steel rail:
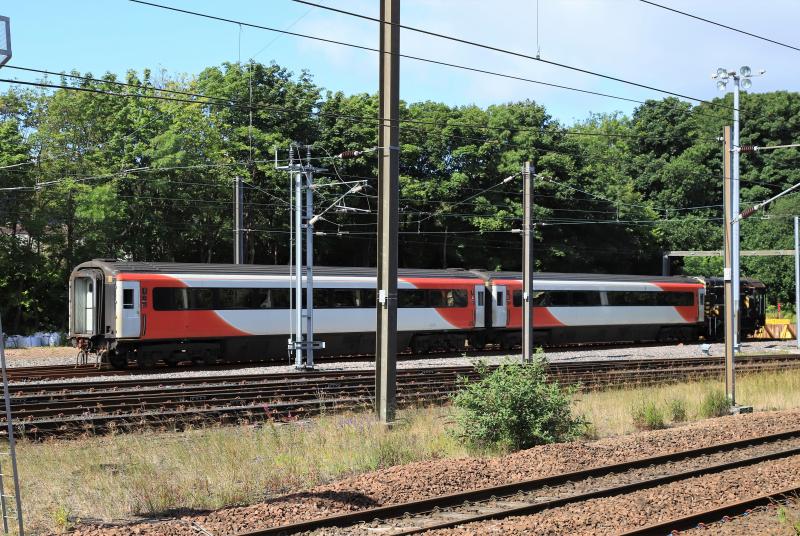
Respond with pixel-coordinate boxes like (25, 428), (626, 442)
(10, 353), (800, 388)
(233, 429), (800, 536)
(6, 362), (795, 416)
(8, 363), (795, 410)
(3, 357), (799, 438)
(7, 349), (799, 382)
(618, 484), (800, 534)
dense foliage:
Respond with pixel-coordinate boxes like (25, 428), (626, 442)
(2, 61), (800, 331)
(451, 357), (586, 450)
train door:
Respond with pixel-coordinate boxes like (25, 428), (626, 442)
(73, 276), (95, 335)
(698, 287), (705, 322)
(119, 281), (141, 338)
(474, 285), (485, 328)
(492, 285), (507, 328)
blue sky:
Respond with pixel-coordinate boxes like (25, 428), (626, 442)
(3, 0), (799, 124)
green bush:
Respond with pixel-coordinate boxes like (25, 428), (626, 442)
(631, 400), (666, 430)
(450, 354), (585, 451)
(700, 389), (731, 417)
(667, 398), (687, 423)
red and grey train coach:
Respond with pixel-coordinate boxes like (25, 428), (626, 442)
(473, 272), (705, 349)
(69, 260), (706, 368)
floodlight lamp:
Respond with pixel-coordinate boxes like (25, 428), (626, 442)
(717, 80), (728, 91)
(741, 78), (752, 89)
(0, 16), (10, 68)
(739, 66), (752, 77)
(716, 67), (728, 78)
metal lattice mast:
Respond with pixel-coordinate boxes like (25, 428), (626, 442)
(0, 15), (24, 536)
(277, 144), (325, 369)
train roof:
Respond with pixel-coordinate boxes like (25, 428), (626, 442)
(474, 271), (702, 285)
(73, 260), (703, 284)
(73, 260), (485, 280)
(703, 276), (766, 288)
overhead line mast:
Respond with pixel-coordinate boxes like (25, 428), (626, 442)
(375, 0), (400, 424)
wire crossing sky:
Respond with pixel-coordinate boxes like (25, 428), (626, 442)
(3, 0), (799, 123)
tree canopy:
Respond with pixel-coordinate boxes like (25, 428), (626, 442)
(1, 62), (798, 332)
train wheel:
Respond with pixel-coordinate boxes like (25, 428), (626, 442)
(108, 352), (128, 370)
(469, 339), (485, 351)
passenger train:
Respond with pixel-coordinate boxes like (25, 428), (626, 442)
(65, 260), (760, 369)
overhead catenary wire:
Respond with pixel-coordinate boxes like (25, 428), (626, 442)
(291, 0), (735, 111)
(128, 0), (737, 121)
(2, 72), (719, 147)
(639, 0), (800, 53)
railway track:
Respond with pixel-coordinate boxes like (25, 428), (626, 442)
(6, 346), (799, 383)
(619, 485), (800, 534)
(4, 354), (800, 438)
(232, 428), (800, 535)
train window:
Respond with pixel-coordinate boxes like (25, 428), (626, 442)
(399, 289), (428, 308)
(496, 291), (504, 306)
(123, 288), (134, 310)
(218, 288), (260, 309)
(307, 288), (376, 308)
(447, 289), (468, 307)
(608, 292), (647, 306)
(549, 291), (571, 307)
(311, 289), (331, 308)
(606, 291), (693, 306)
(262, 289), (290, 309)
(152, 288), (188, 310)
(512, 290), (522, 307)
(355, 289), (376, 308)
(153, 287), (293, 310)
(429, 290), (446, 308)
(532, 291), (549, 306)
(661, 292), (694, 306)
(333, 289), (356, 308)
(571, 291), (601, 306)
(189, 288), (214, 310)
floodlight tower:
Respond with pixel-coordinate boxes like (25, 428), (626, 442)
(711, 66), (765, 349)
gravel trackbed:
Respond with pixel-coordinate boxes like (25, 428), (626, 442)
(66, 408), (800, 536)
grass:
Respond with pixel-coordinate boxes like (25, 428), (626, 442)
(575, 368), (800, 437)
(13, 407), (468, 534)
(630, 399), (666, 430)
(13, 368), (800, 533)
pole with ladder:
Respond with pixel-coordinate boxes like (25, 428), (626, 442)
(521, 161), (535, 363)
(234, 175), (244, 264)
(723, 125), (736, 405)
(0, 314), (23, 536)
